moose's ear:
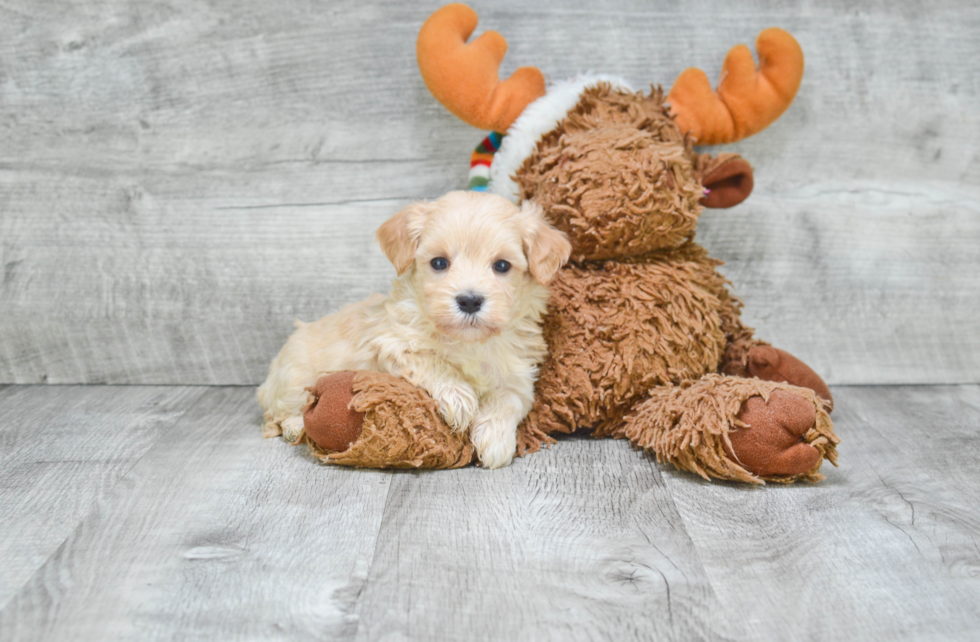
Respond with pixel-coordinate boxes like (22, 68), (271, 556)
(518, 201), (571, 285)
(697, 153), (754, 208)
(376, 202), (429, 274)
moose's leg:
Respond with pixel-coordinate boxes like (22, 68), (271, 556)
(741, 346), (833, 411)
(298, 371), (475, 469)
(620, 375), (839, 484)
(716, 293), (833, 410)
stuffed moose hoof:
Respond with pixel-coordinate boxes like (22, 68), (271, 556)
(729, 390), (826, 479)
(744, 346), (834, 411)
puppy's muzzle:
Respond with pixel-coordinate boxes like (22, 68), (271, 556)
(455, 293), (484, 315)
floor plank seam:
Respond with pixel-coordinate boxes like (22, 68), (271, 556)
(348, 469), (396, 637)
(0, 387), (212, 617)
(655, 469), (751, 640)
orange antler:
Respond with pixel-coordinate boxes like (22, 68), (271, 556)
(667, 28), (804, 145)
(417, 4), (546, 132)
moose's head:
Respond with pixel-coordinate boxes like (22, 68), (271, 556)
(417, 4), (804, 261)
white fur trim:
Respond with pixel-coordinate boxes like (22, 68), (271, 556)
(488, 74), (634, 203)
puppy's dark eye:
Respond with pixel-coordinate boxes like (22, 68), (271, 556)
(430, 257), (449, 271)
(493, 260), (511, 274)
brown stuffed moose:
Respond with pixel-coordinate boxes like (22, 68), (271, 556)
(289, 4), (839, 483)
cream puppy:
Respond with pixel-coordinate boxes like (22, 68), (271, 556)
(257, 191), (571, 469)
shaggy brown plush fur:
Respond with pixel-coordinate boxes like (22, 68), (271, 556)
(522, 245), (732, 439)
(518, 87), (703, 261)
(508, 85), (838, 482)
(620, 376), (837, 484)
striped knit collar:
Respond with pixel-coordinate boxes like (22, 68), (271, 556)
(467, 131), (504, 192)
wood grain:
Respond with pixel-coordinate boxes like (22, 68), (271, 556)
(0, 385), (205, 610)
(351, 440), (729, 641)
(0, 386), (394, 640)
(699, 187), (980, 385)
(661, 384), (980, 641)
(1, 0), (978, 385)
(0, 384), (979, 639)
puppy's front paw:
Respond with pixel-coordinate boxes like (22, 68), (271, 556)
(280, 415), (305, 444)
(470, 418), (518, 470)
(431, 383), (478, 432)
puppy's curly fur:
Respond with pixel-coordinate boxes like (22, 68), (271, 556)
(257, 191), (571, 468)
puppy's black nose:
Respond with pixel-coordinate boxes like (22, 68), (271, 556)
(456, 293), (484, 314)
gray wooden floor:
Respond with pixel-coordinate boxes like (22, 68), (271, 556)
(3, 0), (980, 639)
(1, 384), (978, 641)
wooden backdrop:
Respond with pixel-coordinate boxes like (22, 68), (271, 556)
(1, 0), (978, 386)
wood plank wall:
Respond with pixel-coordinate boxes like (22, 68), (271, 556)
(1, 0), (977, 385)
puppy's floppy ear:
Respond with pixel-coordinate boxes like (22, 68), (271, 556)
(376, 201), (429, 275)
(519, 201), (571, 285)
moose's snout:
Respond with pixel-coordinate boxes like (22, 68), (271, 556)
(456, 293), (484, 315)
